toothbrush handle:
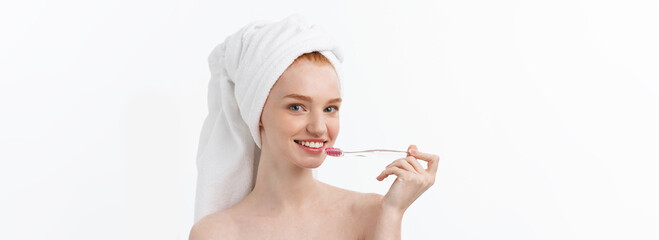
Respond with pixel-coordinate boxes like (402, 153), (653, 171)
(343, 149), (409, 154)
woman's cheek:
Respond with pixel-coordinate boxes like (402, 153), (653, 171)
(330, 119), (340, 138)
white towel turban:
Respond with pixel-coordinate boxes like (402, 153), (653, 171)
(194, 14), (344, 223)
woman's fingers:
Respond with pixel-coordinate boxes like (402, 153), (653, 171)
(379, 156), (425, 181)
(386, 158), (418, 174)
(404, 156), (426, 173)
(403, 145), (426, 173)
(378, 144), (439, 182)
(408, 148), (440, 174)
(376, 166), (407, 181)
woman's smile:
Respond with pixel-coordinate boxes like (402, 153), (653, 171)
(293, 140), (327, 154)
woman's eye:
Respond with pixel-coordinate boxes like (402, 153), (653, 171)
(325, 106), (339, 112)
(289, 104), (303, 111)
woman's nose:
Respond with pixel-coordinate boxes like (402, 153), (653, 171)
(306, 112), (327, 136)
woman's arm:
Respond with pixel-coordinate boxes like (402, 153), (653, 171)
(368, 198), (404, 240)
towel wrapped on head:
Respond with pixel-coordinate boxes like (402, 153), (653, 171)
(194, 14), (344, 223)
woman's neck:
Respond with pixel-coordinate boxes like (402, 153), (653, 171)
(240, 153), (325, 216)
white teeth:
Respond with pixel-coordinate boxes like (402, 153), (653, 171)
(297, 140), (324, 148)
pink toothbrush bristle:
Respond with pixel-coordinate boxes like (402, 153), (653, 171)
(325, 147), (343, 157)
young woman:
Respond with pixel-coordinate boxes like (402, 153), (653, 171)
(190, 51), (439, 239)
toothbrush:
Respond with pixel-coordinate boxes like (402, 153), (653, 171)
(325, 147), (409, 157)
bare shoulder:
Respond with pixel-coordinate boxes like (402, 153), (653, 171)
(337, 188), (385, 239)
(319, 182), (384, 228)
(351, 191), (384, 218)
(359, 192), (384, 209)
(320, 182), (383, 212)
(189, 211), (237, 240)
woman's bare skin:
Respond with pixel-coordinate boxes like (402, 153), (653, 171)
(191, 182), (384, 239)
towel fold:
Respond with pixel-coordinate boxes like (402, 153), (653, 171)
(194, 14), (344, 223)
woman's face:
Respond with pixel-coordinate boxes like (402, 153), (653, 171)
(259, 58), (341, 168)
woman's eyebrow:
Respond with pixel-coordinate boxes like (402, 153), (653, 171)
(284, 93), (342, 104)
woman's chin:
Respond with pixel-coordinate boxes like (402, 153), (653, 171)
(296, 158), (325, 169)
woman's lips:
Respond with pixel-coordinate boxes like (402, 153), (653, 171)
(294, 141), (325, 154)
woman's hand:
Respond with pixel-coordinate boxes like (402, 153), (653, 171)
(376, 144), (439, 214)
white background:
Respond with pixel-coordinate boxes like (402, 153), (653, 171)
(1, 0), (658, 239)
